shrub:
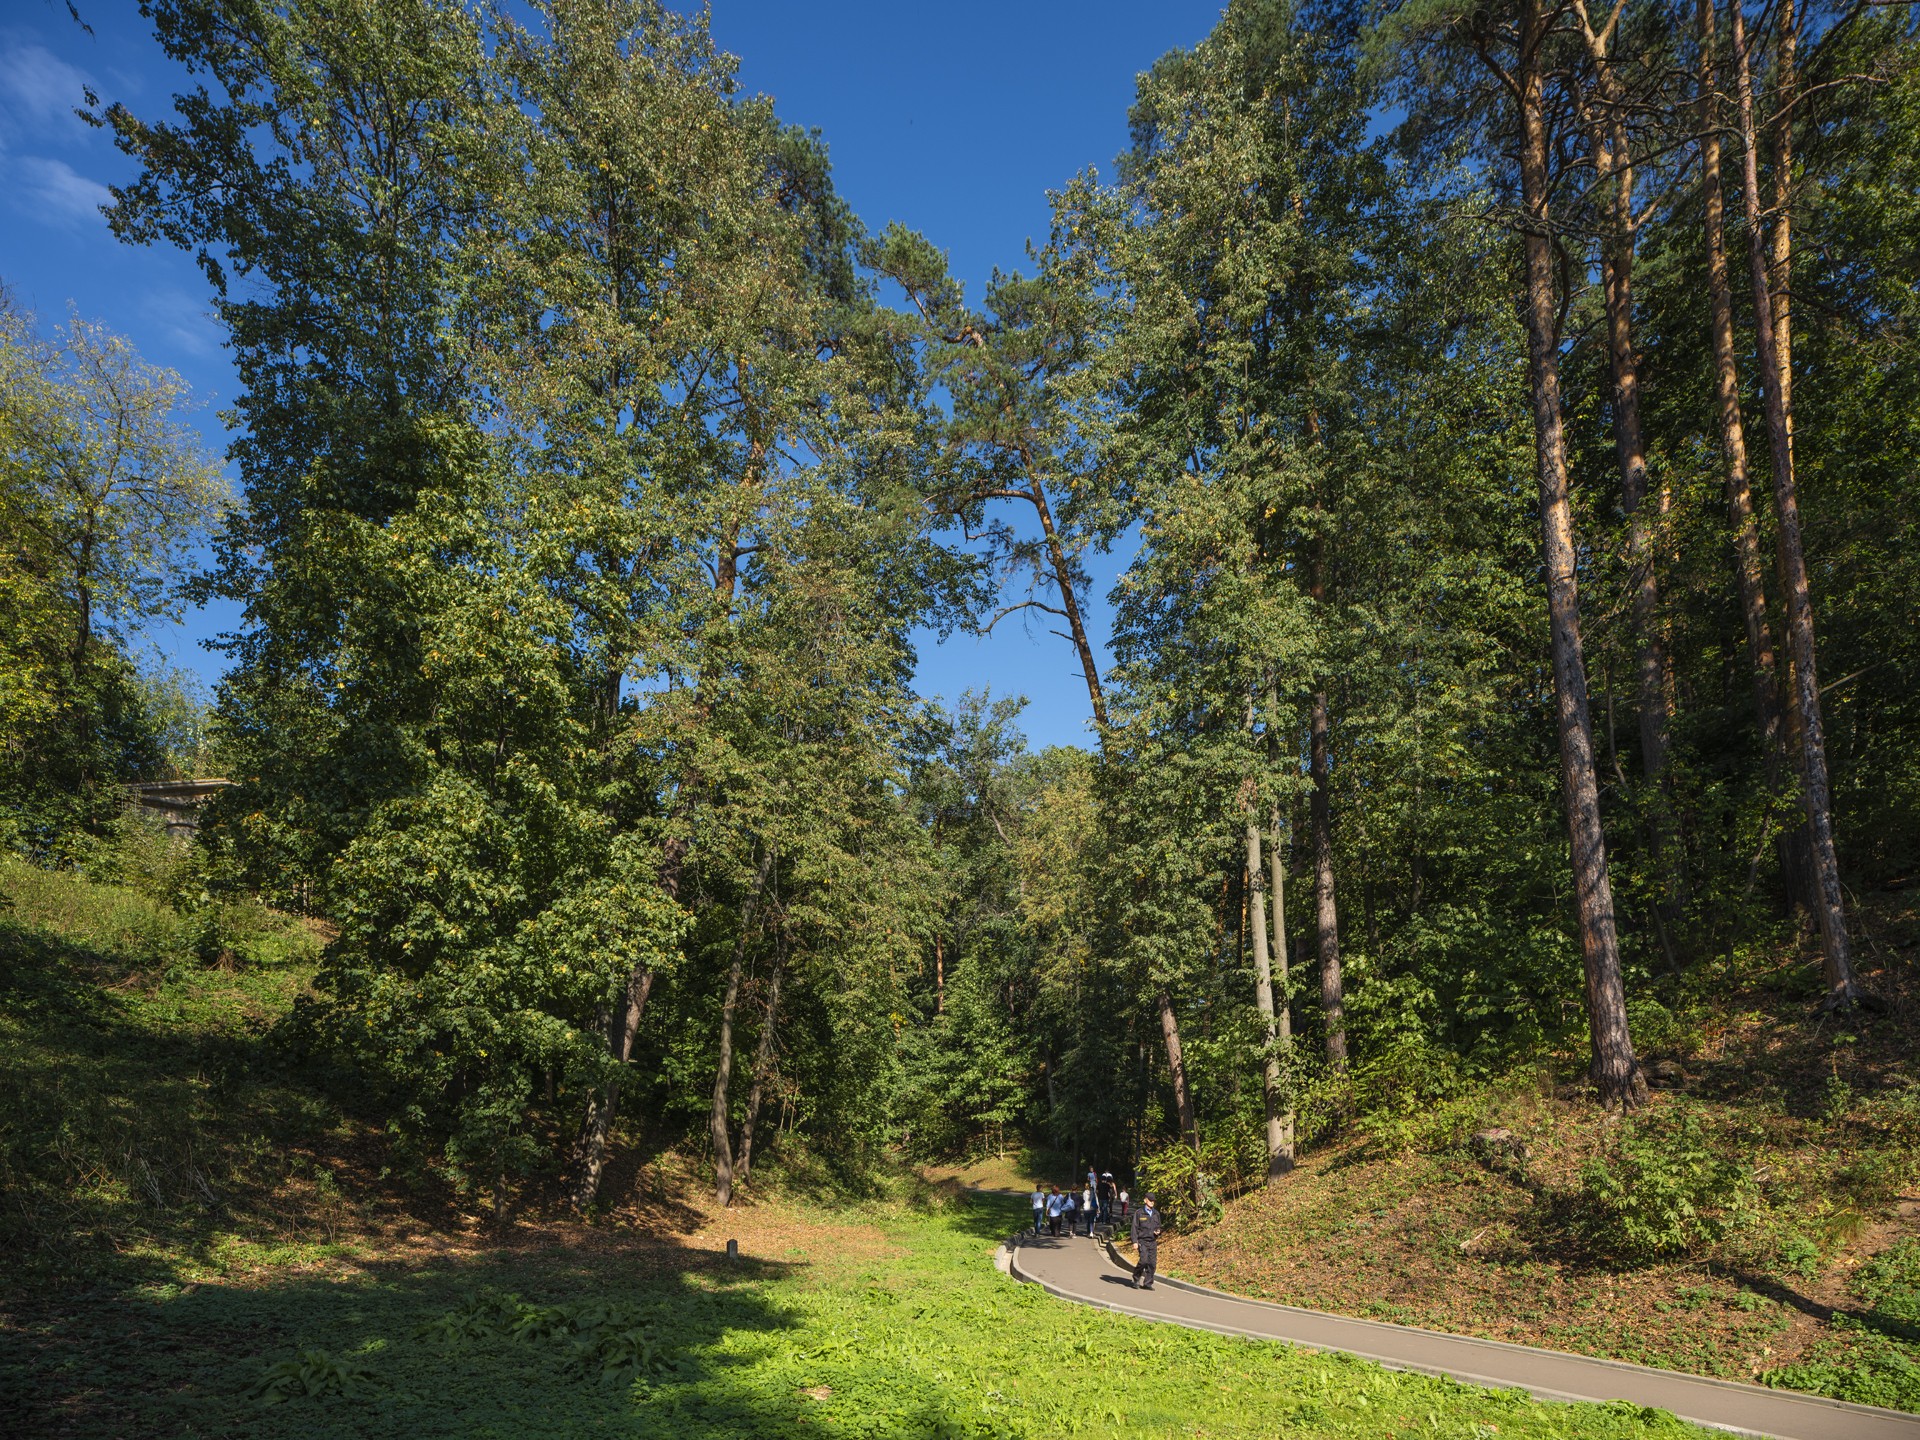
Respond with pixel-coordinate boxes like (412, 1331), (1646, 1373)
(1575, 1102), (1752, 1260)
(1136, 1130), (1265, 1229)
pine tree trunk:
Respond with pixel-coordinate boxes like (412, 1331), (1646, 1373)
(1512, 0), (1645, 1107)
(1245, 814), (1292, 1180)
(1156, 986), (1203, 1207)
(1309, 687), (1346, 1074)
(1579, 24), (1683, 925)
(1268, 804), (1293, 1072)
(1730, 0), (1860, 1007)
(1764, 0), (1816, 916)
(1026, 458), (1108, 731)
(735, 957), (783, 1186)
(1697, 0), (1789, 823)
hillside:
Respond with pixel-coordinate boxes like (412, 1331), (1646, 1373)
(1150, 896), (1920, 1413)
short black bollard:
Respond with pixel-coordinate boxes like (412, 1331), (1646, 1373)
(725, 1238), (739, 1261)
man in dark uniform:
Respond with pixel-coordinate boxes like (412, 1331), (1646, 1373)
(1130, 1193), (1162, 1289)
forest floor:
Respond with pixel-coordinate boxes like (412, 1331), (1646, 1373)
(1154, 893), (1920, 1414)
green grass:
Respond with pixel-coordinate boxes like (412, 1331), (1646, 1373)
(1, 1194), (1715, 1439)
(0, 855), (349, 1288)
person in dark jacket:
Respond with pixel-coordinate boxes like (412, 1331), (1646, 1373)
(1130, 1194), (1163, 1289)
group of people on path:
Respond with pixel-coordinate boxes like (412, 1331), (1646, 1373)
(1029, 1168), (1122, 1239)
(1026, 1165), (1162, 1290)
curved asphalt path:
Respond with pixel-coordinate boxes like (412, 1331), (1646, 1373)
(1000, 1227), (1920, 1440)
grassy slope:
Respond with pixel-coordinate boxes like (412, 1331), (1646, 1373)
(0, 862), (1714, 1439)
(1155, 898), (1920, 1412)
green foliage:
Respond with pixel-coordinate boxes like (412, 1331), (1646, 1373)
(1764, 1240), (1920, 1409)
(1576, 1105), (1753, 1261)
(0, 301), (228, 849)
(411, 1289), (678, 1384)
(1137, 1129), (1272, 1229)
(251, 1348), (377, 1405)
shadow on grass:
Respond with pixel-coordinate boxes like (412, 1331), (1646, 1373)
(2, 1237), (824, 1439)
(0, 921), (458, 1292)
(938, 1190), (1030, 1248)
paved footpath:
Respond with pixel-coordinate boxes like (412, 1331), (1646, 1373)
(1002, 1229), (1920, 1440)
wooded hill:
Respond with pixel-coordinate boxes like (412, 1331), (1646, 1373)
(3, 0), (1916, 1271)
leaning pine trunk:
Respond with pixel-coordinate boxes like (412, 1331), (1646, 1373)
(1577, 6), (1683, 939)
(1512, 0), (1645, 1108)
(1696, 0), (1790, 843)
(1730, 0), (1860, 1007)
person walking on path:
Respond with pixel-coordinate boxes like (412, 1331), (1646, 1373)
(1097, 1173), (1116, 1227)
(1130, 1194), (1162, 1290)
(1046, 1186), (1065, 1237)
(1063, 1190), (1079, 1237)
(1030, 1185), (1047, 1237)
(1080, 1182), (1094, 1237)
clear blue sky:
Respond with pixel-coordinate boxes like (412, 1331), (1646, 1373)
(0, 0), (1223, 751)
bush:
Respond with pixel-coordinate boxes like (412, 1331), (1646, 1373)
(1137, 1128), (1268, 1229)
(1575, 1102), (1752, 1260)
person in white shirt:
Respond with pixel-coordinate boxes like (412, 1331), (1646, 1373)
(1030, 1186), (1047, 1236)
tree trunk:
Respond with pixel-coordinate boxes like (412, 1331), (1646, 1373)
(709, 947), (746, 1208)
(734, 956), (783, 1187)
(1309, 687), (1346, 1073)
(1268, 804), (1293, 1070)
(1026, 461), (1108, 731)
(1264, 682), (1296, 1091)
(1730, 0), (1860, 1007)
(1156, 986), (1203, 1208)
(573, 966), (656, 1209)
(1578, 14), (1683, 923)
(1764, 0), (1816, 916)
(1245, 813), (1293, 1180)
(1697, 0), (1789, 814)
(1511, 0), (1645, 1107)
(711, 849), (776, 1206)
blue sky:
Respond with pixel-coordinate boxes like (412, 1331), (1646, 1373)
(0, 0), (1224, 752)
